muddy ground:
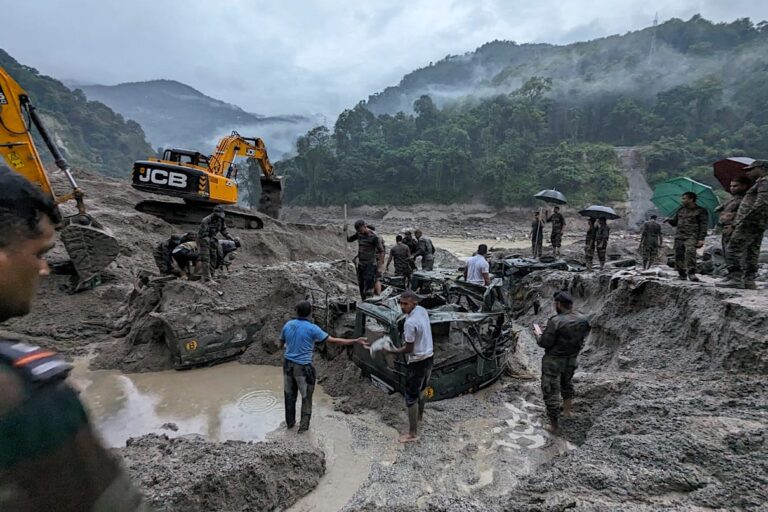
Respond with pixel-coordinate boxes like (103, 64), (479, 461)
(2, 169), (767, 511)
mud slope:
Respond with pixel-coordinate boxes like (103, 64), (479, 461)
(504, 272), (768, 511)
(120, 434), (325, 511)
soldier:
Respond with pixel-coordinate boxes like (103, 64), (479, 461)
(152, 233), (183, 275)
(402, 230), (419, 271)
(0, 166), (149, 510)
(218, 238), (242, 275)
(346, 219), (384, 299)
(534, 291), (591, 434)
(664, 192), (708, 282)
(546, 206), (566, 257)
(386, 235), (413, 288)
(411, 229), (436, 270)
(584, 218), (597, 271)
(198, 205), (234, 284)
(172, 233), (199, 279)
(717, 160), (768, 290)
(715, 176), (752, 253)
(595, 218), (610, 269)
(639, 215), (663, 270)
(531, 211), (544, 258)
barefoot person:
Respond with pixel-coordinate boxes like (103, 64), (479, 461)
(280, 300), (367, 432)
(533, 291), (591, 435)
(386, 290), (434, 443)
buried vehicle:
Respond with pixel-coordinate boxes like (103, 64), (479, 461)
(350, 293), (515, 401)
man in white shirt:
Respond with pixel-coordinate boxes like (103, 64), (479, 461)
(386, 290), (434, 443)
(464, 244), (491, 285)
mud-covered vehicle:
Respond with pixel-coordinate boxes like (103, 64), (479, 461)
(350, 293), (515, 401)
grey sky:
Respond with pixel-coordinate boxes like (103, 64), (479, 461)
(3, 1), (767, 118)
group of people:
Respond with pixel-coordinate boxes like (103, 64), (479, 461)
(153, 205), (241, 283)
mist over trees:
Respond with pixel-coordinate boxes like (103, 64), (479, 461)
(277, 16), (768, 207)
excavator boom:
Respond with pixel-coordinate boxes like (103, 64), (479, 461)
(0, 66), (119, 290)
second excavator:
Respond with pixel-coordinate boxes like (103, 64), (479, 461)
(131, 132), (282, 229)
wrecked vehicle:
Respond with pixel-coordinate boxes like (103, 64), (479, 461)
(350, 292), (515, 401)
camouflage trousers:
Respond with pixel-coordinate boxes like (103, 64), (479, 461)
(585, 241), (595, 267)
(531, 236), (543, 258)
(152, 244), (173, 275)
(199, 237), (219, 280)
(541, 354), (578, 422)
(596, 240), (608, 265)
(725, 224), (765, 281)
(551, 231), (563, 249)
(674, 237), (698, 275)
(641, 244), (659, 267)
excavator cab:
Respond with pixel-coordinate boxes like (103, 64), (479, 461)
(0, 66), (119, 291)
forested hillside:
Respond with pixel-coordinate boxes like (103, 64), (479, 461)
(277, 16), (768, 207)
(0, 49), (153, 178)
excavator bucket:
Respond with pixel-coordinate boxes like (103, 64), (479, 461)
(59, 215), (120, 289)
(258, 177), (283, 219)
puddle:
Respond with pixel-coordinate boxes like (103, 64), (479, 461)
(71, 359), (333, 447)
(497, 398), (577, 452)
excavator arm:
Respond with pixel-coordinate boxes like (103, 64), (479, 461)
(0, 66), (119, 290)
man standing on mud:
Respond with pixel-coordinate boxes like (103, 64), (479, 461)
(386, 235), (412, 288)
(546, 206), (566, 257)
(198, 205), (234, 284)
(584, 218), (597, 271)
(402, 230), (419, 271)
(386, 291), (434, 443)
(346, 219), (384, 299)
(639, 215), (663, 270)
(595, 218), (610, 270)
(411, 229), (436, 270)
(534, 291), (591, 435)
(717, 160), (768, 290)
(280, 300), (367, 432)
(0, 166), (150, 511)
(665, 192), (708, 282)
(715, 176), (752, 254)
(531, 211), (544, 258)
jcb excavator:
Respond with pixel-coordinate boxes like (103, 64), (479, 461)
(0, 66), (119, 290)
(131, 131), (282, 229)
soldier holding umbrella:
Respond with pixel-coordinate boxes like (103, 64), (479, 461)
(579, 205), (620, 271)
(534, 190), (567, 257)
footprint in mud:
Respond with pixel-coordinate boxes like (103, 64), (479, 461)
(492, 399), (550, 450)
(238, 390), (279, 414)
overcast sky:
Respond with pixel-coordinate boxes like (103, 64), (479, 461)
(3, 1), (767, 118)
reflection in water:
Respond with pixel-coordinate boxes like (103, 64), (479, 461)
(70, 360), (330, 447)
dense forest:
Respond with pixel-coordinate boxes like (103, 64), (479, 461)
(272, 16), (768, 208)
(0, 49), (153, 177)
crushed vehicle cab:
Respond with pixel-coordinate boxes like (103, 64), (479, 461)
(350, 293), (515, 401)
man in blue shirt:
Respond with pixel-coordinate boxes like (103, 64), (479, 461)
(280, 300), (367, 432)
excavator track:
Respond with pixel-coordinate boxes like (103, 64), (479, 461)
(59, 214), (120, 288)
(136, 200), (265, 230)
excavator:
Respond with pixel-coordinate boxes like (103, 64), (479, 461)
(0, 66), (119, 290)
(131, 131), (282, 229)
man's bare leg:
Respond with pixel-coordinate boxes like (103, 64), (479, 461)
(399, 404), (420, 443)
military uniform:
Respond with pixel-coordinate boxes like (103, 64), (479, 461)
(152, 235), (182, 275)
(403, 235), (419, 270)
(537, 311), (591, 424)
(348, 230), (383, 298)
(724, 175), (768, 286)
(414, 235), (435, 271)
(639, 220), (662, 269)
(531, 219), (544, 258)
(595, 221), (610, 268)
(667, 204), (708, 278)
(716, 193), (745, 252)
(0, 342), (149, 511)
(390, 243), (412, 278)
(584, 223), (596, 270)
(198, 212), (231, 281)
(546, 212), (565, 253)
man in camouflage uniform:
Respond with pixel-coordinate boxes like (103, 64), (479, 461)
(386, 235), (413, 288)
(715, 176), (752, 253)
(717, 160), (768, 290)
(0, 166), (150, 511)
(584, 218), (596, 271)
(152, 234), (182, 275)
(546, 206), (566, 256)
(412, 229), (435, 271)
(197, 205), (234, 284)
(665, 192), (709, 282)
(534, 291), (591, 434)
(531, 211), (544, 258)
(347, 219), (384, 299)
(639, 215), (663, 270)
(595, 218), (610, 269)
(402, 230), (419, 271)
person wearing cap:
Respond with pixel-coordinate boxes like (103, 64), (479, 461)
(584, 218), (597, 271)
(346, 219), (384, 299)
(715, 176), (753, 253)
(717, 160), (768, 289)
(386, 234), (413, 288)
(531, 211), (544, 259)
(0, 165), (150, 510)
(411, 229), (436, 271)
(533, 291), (591, 434)
(197, 205), (234, 283)
(545, 206), (566, 257)
(385, 290), (434, 443)
(639, 215), (663, 270)
(664, 192), (708, 282)
(595, 218), (610, 270)
(402, 230), (419, 271)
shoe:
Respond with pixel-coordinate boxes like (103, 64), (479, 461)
(715, 275), (745, 289)
(688, 274), (700, 282)
(562, 399), (573, 416)
(677, 273), (688, 281)
(744, 281), (758, 290)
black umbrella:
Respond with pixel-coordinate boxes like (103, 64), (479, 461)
(534, 189), (567, 204)
(578, 205), (620, 220)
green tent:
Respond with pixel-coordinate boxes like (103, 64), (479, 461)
(651, 177), (720, 228)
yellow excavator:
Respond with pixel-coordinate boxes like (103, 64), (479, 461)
(131, 131), (282, 228)
(0, 66), (119, 290)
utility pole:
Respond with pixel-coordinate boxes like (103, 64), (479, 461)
(648, 12), (658, 63)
